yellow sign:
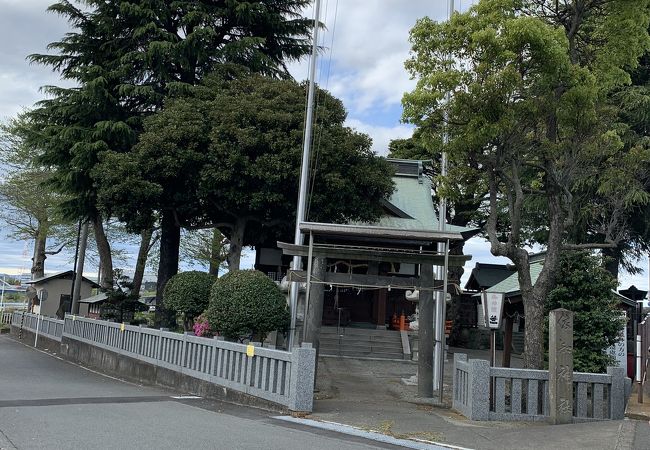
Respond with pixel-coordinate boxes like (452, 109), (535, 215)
(120, 322), (125, 332)
(246, 344), (255, 357)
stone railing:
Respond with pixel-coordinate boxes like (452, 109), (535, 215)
(11, 311), (64, 341)
(62, 315), (315, 412)
(453, 353), (628, 422)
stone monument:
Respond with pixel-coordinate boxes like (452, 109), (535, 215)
(549, 308), (574, 425)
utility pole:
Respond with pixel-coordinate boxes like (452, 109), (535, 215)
(288, 0), (322, 350)
(433, 0), (455, 396)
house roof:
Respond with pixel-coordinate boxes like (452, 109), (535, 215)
(483, 260), (638, 308)
(26, 270), (101, 288)
(79, 293), (108, 304)
(619, 285), (648, 301)
(484, 261), (544, 298)
(464, 262), (517, 291)
(613, 290), (637, 308)
(306, 159), (479, 243)
(281, 159), (478, 268)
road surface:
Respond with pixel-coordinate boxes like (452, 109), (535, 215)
(0, 335), (439, 450)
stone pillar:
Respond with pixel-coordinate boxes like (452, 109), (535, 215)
(375, 289), (387, 329)
(549, 308), (574, 424)
(418, 264), (434, 398)
(303, 257), (326, 358)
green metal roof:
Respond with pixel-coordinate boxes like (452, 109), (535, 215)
(485, 261), (544, 297)
(353, 160), (477, 237)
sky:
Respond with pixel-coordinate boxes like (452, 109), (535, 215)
(0, 0), (648, 295)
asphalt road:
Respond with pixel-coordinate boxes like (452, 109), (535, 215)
(0, 336), (419, 450)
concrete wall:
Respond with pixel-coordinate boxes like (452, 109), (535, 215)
(10, 325), (61, 353)
(9, 312), (317, 414)
(60, 337), (289, 413)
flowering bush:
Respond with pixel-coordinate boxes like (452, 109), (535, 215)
(193, 314), (214, 338)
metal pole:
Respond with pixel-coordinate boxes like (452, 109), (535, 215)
(637, 331), (643, 403)
(0, 275), (5, 313)
(289, 0), (322, 350)
(34, 310), (41, 347)
(439, 238), (450, 403)
(434, 0), (454, 393)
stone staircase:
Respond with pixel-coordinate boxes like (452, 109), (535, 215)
(511, 331), (524, 354)
(319, 326), (406, 360)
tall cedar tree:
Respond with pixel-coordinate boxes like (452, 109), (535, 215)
(27, 0), (314, 299)
(96, 71), (395, 269)
(403, 0), (650, 368)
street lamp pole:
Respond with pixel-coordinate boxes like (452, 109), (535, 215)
(289, 0), (322, 350)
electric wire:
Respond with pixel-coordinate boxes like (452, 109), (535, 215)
(305, 0), (339, 222)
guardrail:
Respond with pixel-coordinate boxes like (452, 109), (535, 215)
(11, 311), (64, 341)
(453, 353), (628, 421)
(1, 312), (12, 325)
(62, 314), (315, 412)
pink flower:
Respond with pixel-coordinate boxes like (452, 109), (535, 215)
(193, 314), (214, 338)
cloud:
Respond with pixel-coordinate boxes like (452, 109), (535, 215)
(345, 118), (413, 156)
(0, 0), (73, 119)
(291, 1), (449, 113)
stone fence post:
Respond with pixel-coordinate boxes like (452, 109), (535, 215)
(469, 359), (490, 420)
(549, 308), (574, 425)
(288, 343), (316, 414)
(608, 366), (626, 419)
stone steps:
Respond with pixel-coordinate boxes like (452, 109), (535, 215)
(512, 331), (524, 354)
(318, 326), (406, 360)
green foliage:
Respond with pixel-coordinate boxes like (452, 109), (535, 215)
(180, 229), (229, 276)
(26, 0), (317, 304)
(27, 0), (314, 223)
(206, 270), (289, 342)
(163, 271), (217, 330)
(96, 71), (394, 267)
(545, 252), (625, 373)
(402, 0), (650, 368)
(100, 269), (147, 323)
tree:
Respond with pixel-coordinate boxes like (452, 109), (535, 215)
(180, 229), (229, 277)
(97, 71), (395, 270)
(163, 271), (216, 331)
(0, 115), (71, 279)
(569, 39), (650, 280)
(545, 252), (624, 373)
(100, 269), (147, 323)
(205, 270), (289, 342)
(27, 0), (315, 300)
(403, 0), (650, 368)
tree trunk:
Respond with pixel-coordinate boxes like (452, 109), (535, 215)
(602, 246), (621, 282)
(31, 226), (46, 280)
(522, 292), (546, 369)
(156, 210), (181, 327)
(71, 221), (89, 315)
(227, 218), (246, 271)
(132, 227), (153, 296)
(209, 228), (221, 276)
(93, 217), (113, 290)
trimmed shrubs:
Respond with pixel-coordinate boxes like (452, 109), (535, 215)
(163, 271), (217, 330)
(206, 269), (289, 342)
